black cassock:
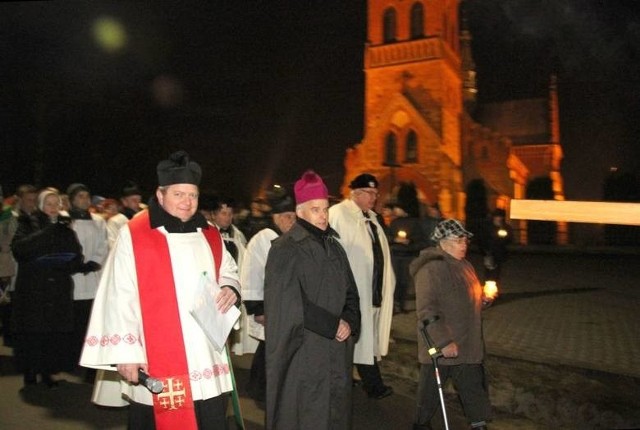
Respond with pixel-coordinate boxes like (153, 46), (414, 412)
(265, 221), (361, 430)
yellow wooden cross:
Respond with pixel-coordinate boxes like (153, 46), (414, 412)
(510, 200), (640, 226)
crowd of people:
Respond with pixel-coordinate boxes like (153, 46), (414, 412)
(0, 151), (511, 430)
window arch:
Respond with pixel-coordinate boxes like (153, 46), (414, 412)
(410, 3), (424, 39)
(405, 130), (418, 163)
(383, 8), (397, 43)
(384, 132), (398, 165)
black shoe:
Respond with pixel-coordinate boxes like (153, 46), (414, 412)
(23, 371), (37, 387)
(83, 368), (97, 384)
(42, 374), (59, 389)
(413, 423), (433, 430)
(367, 385), (393, 399)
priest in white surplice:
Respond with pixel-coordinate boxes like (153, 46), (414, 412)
(80, 151), (241, 430)
(329, 173), (396, 400)
(239, 185), (297, 403)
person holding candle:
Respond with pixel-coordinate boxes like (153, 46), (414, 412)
(388, 183), (427, 314)
(478, 208), (513, 283)
(410, 219), (494, 430)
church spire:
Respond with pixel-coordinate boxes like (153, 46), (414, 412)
(460, 1), (477, 114)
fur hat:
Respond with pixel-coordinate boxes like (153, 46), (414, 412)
(294, 170), (328, 205)
(157, 151), (201, 186)
(349, 173), (379, 189)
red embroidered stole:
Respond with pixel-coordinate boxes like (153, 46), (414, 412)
(129, 211), (222, 430)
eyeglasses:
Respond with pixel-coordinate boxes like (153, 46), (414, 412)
(445, 237), (470, 245)
(358, 189), (379, 197)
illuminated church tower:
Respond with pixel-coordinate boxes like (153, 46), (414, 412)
(341, 0), (566, 244)
(342, 0), (466, 219)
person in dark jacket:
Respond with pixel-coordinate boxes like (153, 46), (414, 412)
(477, 208), (513, 282)
(11, 188), (83, 389)
(264, 170), (361, 430)
(410, 219), (494, 430)
(388, 183), (428, 314)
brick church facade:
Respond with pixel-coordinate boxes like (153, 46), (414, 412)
(341, 0), (566, 243)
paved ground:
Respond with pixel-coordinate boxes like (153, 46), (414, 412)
(0, 248), (639, 429)
(393, 249), (640, 379)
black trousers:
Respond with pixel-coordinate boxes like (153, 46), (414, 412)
(73, 299), (93, 361)
(356, 359), (385, 394)
(128, 394), (229, 430)
(247, 340), (266, 402)
(0, 301), (13, 347)
(392, 255), (415, 310)
(415, 363), (491, 426)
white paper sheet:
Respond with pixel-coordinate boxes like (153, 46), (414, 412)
(190, 272), (241, 351)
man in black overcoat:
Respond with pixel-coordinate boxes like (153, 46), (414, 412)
(264, 170), (361, 430)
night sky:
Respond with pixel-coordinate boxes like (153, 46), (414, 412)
(1, 0), (639, 204)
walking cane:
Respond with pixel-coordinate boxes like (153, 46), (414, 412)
(420, 316), (450, 430)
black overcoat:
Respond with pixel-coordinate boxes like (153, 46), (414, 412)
(264, 222), (360, 430)
(11, 211), (83, 333)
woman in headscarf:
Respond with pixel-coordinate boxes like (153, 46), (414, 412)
(11, 188), (83, 389)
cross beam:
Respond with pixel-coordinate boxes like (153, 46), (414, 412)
(510, 199), (640, 226)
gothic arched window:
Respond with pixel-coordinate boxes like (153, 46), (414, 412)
(385, 132), (398, 165)
(383, 8), (397, 43)
(405, 130), (418, 163)
(410, 3), (424, 39)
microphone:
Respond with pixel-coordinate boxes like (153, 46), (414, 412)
(138, 369), (165, 394)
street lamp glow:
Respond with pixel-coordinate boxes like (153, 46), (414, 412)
(93, 16), (127, 53)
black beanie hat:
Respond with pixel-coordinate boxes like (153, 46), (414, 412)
(267, 185), (295, 214)
(349, 173), (379, 189)
(66, 183), (90, 201)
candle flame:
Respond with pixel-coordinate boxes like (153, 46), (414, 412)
(483, 280), (498, 299)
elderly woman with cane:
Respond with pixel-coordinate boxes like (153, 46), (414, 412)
(410, 219), (495, 430)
